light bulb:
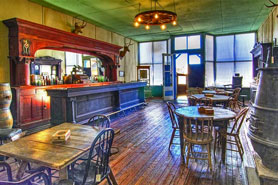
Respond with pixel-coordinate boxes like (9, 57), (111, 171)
(134, 22), (140, 27)
(145, 25), (150, 30)
(172, 20), (177, 26)
(160, 24), (166, 30)
(138, 17), (142, 22)
(154, 13), (159, 19)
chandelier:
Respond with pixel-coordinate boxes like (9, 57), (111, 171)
(133, 0), (177, 30)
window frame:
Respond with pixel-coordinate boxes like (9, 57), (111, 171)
(215, 32), (256, 87)
(138, 40), (169, 86)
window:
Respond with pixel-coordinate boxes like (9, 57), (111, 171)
(139, 42), (152, 64)
(189, 54), (201, 65)
(175, 35), (201, 50)
(65, 52), (82, 74)
(205, 35), (215, 87)
(205, 35), (214, 61)
(216, 35), (234, 62)
(175, 36), (187, 50)
(188, 35), (201, 49)
(139, 40), (167, 85)
(215, 33), (255, 87)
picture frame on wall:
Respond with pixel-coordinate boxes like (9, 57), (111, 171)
(119, 71), (125, 77)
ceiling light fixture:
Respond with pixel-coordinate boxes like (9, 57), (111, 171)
(133, 0), (177, 31)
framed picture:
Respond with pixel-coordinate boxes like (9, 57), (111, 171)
(119, 71), (125, 77)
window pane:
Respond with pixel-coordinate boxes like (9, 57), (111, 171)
(139, 42), (152, 64)
(206, 35), (214, 61)
(178, 76), (186, 85)
(175, 36), (187, 50)
(235, 33), (255, 61)
(188, 35), (201, 49)
(216, 35), (234, 61)
(153, 41), (167, 64)
(176, 54), (188, 74)
(235, 61), (253, 87)
(205, 62), (214, 87)
(153, 64), (163, 85)
(76, 54), (82, 66)
(66, 52), (77, 65)
(66, 66), (74, 74)
(216, 62), (234, 85)
(189, 54), (201, 65)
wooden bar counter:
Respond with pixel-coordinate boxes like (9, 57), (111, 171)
(12, 82), (146, 130)
(46, 81), (146, 125)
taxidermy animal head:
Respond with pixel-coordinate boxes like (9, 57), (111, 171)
(72, 20), (87, 34)
(119, 39), (133, 59)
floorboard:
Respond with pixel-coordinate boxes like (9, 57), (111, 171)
(0, 98), (252, 185)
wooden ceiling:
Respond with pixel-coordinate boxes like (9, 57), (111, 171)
(30, 0), (272, 42)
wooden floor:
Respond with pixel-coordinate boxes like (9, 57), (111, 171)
(0, 98), (254, 185)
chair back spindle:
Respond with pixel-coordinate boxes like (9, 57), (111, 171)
(86, 114), (111, 128)
(230, 107), (249, 134)
(82, 128), (114, 185)
(166, 102), (178, 129)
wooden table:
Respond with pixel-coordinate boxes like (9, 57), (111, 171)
(193, 94), (230, 107)
(175, 106), (236, 163)
(0, 123), (115, 182)
(202, 90), (233, 95)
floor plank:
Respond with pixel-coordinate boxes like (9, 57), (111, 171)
(0, 98), (252, 185)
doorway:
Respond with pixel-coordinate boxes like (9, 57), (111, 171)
(176, 54), (188, 96)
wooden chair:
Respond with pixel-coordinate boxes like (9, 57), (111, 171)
(59, 128), (115, 185)
(0, 161), (50, 185)
(86, 114), (111, 128)
(214, 107), (249, 160)
(187, 96), (198, 106)
(228, 87), (242, 112)
(199, 97), (213, 106)
(85, 114), (119, 156)
(166, 102), (180, 149)
(196, 87), (203, 94)
(183, 117), (214, 171)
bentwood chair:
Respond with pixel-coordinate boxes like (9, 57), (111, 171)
(59, 128), (115, 185)
(184, 117), (214, 171)
(0, 161), (50, 185)
(228, 88), (242, 111)
(214, 107), (249, 161)
(166, 102), (179, 149)
(86, 114), (111, 128)
(86, 114), (119, 156)
(188, 96), (198, 106)
(199, 97), (213, 106)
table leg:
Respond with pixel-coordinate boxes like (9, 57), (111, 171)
(220, 121), (228, 164)
(59, 167), (68, 180)
(16, 161), (28, 180)
(178, 117), (185, 163)
(109, 166), (118, 185)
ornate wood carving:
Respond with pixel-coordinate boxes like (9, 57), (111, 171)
(3, 18), (122, 85)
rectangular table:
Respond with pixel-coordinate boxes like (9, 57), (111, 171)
(0, 123), (102, 180)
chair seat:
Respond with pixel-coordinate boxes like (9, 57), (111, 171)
(68, 161), (109, 185)
(0, 128), (22, 140)
(183, 133), (213, 144)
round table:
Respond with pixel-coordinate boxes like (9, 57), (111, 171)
(193, 94), (230, 102)
(175, 106), (236, 163)
(202, 90), (233, 95)
(193, 94), (230, 107)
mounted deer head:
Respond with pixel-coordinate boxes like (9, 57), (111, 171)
(265, 0), (278, 8)
(119, 39), (133, 59)
(72, 20), (87, 34)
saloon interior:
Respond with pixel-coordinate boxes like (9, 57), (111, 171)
(0, 0), (277, 185)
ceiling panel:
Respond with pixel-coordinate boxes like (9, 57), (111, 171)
(29, 0), (272, 42)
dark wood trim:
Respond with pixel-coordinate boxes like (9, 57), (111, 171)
(3, 18), (122, 85)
